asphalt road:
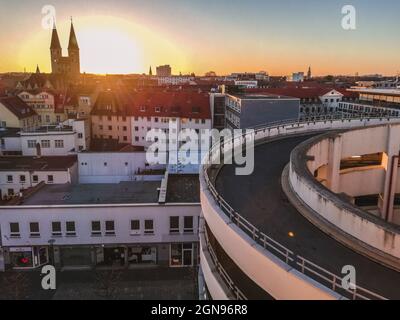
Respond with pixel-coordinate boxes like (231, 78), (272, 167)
(215, 135), (400, 299)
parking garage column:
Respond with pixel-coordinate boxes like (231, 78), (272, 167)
(380, 125), (400, 223)
(327, 135), (342, 193)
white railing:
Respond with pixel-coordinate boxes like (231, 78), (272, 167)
(202, 116), (397, 300)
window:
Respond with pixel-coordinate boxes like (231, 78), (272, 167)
(144, 220), (154, 235)
(47, 175), (54, 183)
(169, 216), (180, 234)
(91, 221), (101, 236)
(10, 223), (20, 238)
(123, 136), (127, 141)
(99, 125), (103, 130)
(66, 221), (76, 236)
(78, 133), (83, 139)
(107, 116), (112, 121)
(8, 189), (14, 196)
(32, 175), (38, 183)
(41, 140), (50, 148)
(20, 175), (26, 183)
(30, 222), (40, 237)
(55, 140), (64, 148)
(154, 118), (159, 123)
(45, 115), (50, 123)
(7, 175), (13, 183)
(130, 220), (140, 235)
(105, 221), (115, 236)
(170, 243), (194, 267)
(122, 117), (127, 122)
(52, 222), (62, 237)
(27, 140), (36, 148)
(184, 216), (194, 233)
(155, 107), (161, 113)
(134, 126), (139, 132)
(123, 126), (127, 131)
(108, 126), (112, 130)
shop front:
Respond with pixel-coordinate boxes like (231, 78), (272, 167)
(9, 246), (48, 269)
(60, 246), (93, 269)
(170, 243), (195, 267)
(127, 246), (157, 267)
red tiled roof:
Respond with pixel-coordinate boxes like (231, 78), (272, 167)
(91, 90), (211, 119)
(129, 91), (211, 119)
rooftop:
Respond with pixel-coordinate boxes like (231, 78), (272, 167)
(232, 93), (298, 100)
(22, 181), (161, 206)
(0, 155), (77, 171)
(0, 96), (36, 119)
(166, 174), (200, 203)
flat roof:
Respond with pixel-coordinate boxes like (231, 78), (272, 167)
(166, 174), (200, 203)
(0, 155), (77, 171)
(22, 181), (161, 205)
(349, 88), (400, 96)
(230, 94), (298, 100)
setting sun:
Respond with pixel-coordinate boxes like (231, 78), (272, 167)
(17, 15), (189, 74)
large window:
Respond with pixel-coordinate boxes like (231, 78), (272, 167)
(130, 220), (140, 235)
(52, 222), (62, 237)
(169, 216), (180, 234)
(10, 223), (20, 238)
(184, 216), (194, 234)
(29, 222), (40, 237)
(144, 220), (154, 235)
(66, 221), (76, 236)
(55, 140), (64, 148)
(41, 140), (50, 148)
(105, 221), (115, 236)
(170, 243), (193, 267)
(91, 221), (101, 236)
(27, 140), (36, 148)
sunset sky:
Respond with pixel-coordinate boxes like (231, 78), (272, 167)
(0, 0), (399, 76)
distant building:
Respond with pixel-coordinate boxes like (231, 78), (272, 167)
(289, 72), (305, 82)
(234, 80), (258, 89)
(225, 93), (300, 129)
(307, 66), (312, 80)
(0, 97), (39, 131)
(339, 88), (400, 118)
(156, 65), (172, 77)
(50, 20), (80, 75)
(0, 155), (78, 200)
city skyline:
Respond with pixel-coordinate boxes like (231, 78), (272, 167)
(1, 0), (400, 76)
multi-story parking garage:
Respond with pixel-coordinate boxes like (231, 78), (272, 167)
(199, 117), (400, 300)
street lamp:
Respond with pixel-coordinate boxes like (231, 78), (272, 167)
(48, 239), (56, 266)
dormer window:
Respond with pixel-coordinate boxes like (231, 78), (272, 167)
(140, 106), (146, 112)
(155, 107), (161, 113)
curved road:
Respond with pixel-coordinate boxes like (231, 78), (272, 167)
(215, 134), (400, 299)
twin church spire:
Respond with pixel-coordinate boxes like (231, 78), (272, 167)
(50, 18), (80, 75)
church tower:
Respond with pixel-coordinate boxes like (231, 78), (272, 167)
(50, 23), (62, 74)
(68, 18), (80, 75)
